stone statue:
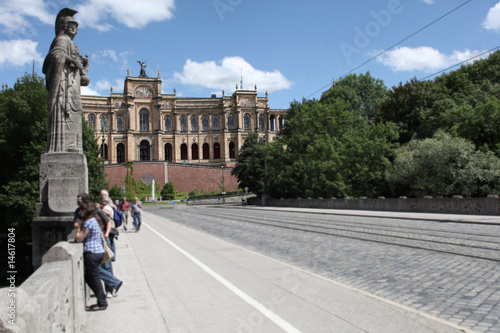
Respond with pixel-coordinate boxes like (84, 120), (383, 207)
(138, 60), (147, 77)
(42, 8), (89, 153)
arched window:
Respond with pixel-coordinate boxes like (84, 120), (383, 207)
(139, 109), (149, 132)
(192, 143), (199, 160)
(164, 143), (172, 162)
(244, 113), (251, 130)
(100, 114), (108, 131)
(164, 115), (171, 131)
(190, 115), (198, 132)
(212, 115), (220, 131)
(140, 140), (150, 161)
(202, 143), (210, 159)
(259, 114), (265, 130)
(117, 143), (125, 163)
(227, 114), (234, 130)
(117, 115), (124, 132)
(229, 142), (236, 159)
(213, 142), (221, 159)
(270, 115), (276, 131)
(88, 114), (96, 131)
(180, 115), (187, 132)
(180, 144), (188, 160)
(202, 115), (209, 131)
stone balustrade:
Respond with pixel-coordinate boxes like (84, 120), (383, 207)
(0, 236), (86, 333)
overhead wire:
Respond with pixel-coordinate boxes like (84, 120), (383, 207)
(417, 46), (500, 81)
(305, 0), (474, 99)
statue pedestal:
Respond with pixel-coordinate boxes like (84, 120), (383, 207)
(32, 153), (88, 268)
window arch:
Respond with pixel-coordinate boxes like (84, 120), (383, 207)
(212, 115), (220, 131)
(164, 115), (171, 131)
(213, 142), (221, 159)
(270, 115), (276, 131)
(202, 115), (209, 131)
(140, 140), (150, 161)
(164, 143), (172, 162)
(117, 143), (125, 163)
(117, 115), (124, 132)
(192, 143), (199, 160)
(203, 143), (210, 159)
(180, 143), (188, 160)
(139, 109), (149, 132)
(190, 115), (198, 132)
(180, 115), (187, 132)
(100, 114), (108, 131)
(259, 114), (265, 130)
(229, 142), (236, 159)
(88, 114), (96, 131)
(227, 114), (234, 130)
(244, 113), (251, 130)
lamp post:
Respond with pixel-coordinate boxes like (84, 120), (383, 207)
(263, 137), (268, 195)
(221, 165), (225, 204)
(101, 130), (105, 172)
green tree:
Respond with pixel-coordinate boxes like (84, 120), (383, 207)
(269, 98), (398, 199)
(386, 131), (500, 197)
(377, 50), (500, 151)
(321, 72), (387, 119)
(231, 132), (267, 195)
(0, 73), (48, 284)
(161, 182), (177, 200)
(82, 117), (108, 202)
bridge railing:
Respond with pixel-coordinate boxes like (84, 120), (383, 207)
(0, 234), (86, 333)
(252, 195), (500, 216)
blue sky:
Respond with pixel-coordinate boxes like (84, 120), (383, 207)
(0, 0), (499, 109)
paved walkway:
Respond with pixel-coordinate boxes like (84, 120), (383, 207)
(81, 208), (481, 333)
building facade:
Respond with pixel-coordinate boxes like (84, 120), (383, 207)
(81, 72), (286, 167)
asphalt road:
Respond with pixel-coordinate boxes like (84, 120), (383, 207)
(146, 205), (500, 333)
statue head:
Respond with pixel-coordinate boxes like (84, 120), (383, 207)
(55, 8), (79, 36)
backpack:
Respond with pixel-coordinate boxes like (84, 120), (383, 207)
(113, 208), (124, 228)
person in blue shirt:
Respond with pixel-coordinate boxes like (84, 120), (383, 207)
(75, 193), (108, 311)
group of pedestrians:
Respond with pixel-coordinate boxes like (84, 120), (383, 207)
(74, 190), (144, 311)
(119, 196), (143, 232)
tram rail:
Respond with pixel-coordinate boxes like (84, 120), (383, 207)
(189, 206), (500, 262)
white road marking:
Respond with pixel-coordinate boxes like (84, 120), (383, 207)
(144, 222), (302, 333)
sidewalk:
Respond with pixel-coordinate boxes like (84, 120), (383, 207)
(82, 210), (473, 333)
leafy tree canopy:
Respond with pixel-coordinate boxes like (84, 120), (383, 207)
(377, 51), (500, 152)
(386, 131), (500, 198)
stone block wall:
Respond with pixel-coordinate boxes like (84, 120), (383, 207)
(257, 196), (500, 216)
(0, 241), (85, 333)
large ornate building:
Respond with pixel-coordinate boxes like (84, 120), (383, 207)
(81, 71), (286, 166)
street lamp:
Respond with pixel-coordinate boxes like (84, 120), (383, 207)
(101, 129), (105, 172)
(221, 165), (225, 204)
(263, 137), (268, 195)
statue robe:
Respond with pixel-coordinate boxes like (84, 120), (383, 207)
(42, 34), (83, 153)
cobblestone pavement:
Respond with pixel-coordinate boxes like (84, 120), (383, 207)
(148, 206), (500, 333)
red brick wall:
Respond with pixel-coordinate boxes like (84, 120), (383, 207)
(105, 162), (239, 194)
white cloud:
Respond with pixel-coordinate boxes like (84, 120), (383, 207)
(0, 0), (53, 34)
(76, 0), (175, 31)
(0, 39), (43, 67)
(0, 0), (174, 34)
(421, 0), (435, 4)
(483, 2), (500, 32)
(173, 56), (292, 93)
(376, 46), (485, 73)
(81, 86), (100, 96)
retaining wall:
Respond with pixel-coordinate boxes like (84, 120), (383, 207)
(255, 196), (500, 215)
(0, 238), (85, 333)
